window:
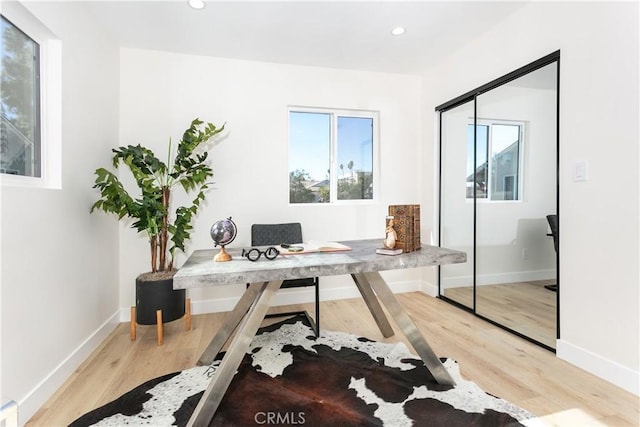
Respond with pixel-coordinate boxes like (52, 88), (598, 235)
(0, 15), (40, 177)
(0, 2), (61, 188)
(288, 108), (378, 204)
(466, 120), (524, 201)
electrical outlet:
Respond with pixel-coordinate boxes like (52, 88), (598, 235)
(521, 248), (528, 260)
(0, 400), (18, 427)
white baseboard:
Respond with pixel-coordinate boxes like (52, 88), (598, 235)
(27, 286), (636, 427)
(19, 280), (428, 425)
(318, 280), (424, 303)
(557, 339), (640, 396)
(119, 279), (426, 319)
(18, 310), (120, 425)
(442, 269), (556, 288)
(420, 280), (438, 297)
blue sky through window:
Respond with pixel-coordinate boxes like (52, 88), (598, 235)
(337, 116), (373, 178)
(467, 124), (488, 178)
(289, 111), (330, 181)
(289, 111), (373, 182)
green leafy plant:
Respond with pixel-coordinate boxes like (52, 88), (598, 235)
(91, 118), (225, 275)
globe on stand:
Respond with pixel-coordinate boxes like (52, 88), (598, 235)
(210, 217), (237, 262)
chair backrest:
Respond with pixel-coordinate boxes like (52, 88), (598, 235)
(251, 223), (303, 246)
(546, 214), (558, 253)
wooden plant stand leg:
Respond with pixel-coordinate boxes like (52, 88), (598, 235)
(186, 298), (192, 331)
(156, 310), (163, 346)
(130, 306), (136, 341)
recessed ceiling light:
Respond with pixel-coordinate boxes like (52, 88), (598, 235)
(188, 0), (205, 10)
(391, 27), (406, 36)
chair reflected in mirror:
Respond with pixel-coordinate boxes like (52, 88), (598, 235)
(250, 223), (320, 336)
(545, 214), (559, 292)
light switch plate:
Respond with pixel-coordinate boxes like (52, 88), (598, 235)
(573, 160), (588, 182)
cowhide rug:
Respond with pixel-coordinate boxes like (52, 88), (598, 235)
(70, 314), (542, 427)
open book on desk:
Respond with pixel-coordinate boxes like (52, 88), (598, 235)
(276, 241), (351, 255)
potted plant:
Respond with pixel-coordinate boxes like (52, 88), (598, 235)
(91, 118), (225, 332)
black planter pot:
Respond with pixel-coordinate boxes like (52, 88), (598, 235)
(135, 276), (186, 325)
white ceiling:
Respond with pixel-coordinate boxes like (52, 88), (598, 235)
(84, 1), (527, 75)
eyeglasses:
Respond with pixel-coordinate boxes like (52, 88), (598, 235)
(242, 247), (279, 262)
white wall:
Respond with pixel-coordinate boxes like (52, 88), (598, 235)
(117, 49), (426, 316)
(421, 1), (639, 394)
(2, 4), (637, 424)
(0, 2), (120, 424)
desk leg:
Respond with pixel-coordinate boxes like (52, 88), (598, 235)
(350, 274), (394, 338)
(197, 283), (263, 366)
(187, 280), (283, 427)
(354, 272), (456, 386)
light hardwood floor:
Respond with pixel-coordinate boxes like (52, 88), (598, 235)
(444, 279), (557, 348)
(28, 293), (638, 426)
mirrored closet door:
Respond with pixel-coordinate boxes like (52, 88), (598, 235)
(438, 52), (559, 350)
(440, 100), (475, 310)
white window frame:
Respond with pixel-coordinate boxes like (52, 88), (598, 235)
(467, 118), (525, 203)
(0, 1), (61, 189)
(288, 106), (380, 205)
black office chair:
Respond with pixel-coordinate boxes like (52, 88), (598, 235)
(250, 223), (320, 336)
(545, 214), (559, 292)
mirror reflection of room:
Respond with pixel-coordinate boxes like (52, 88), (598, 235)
(439, 57), (559, 350)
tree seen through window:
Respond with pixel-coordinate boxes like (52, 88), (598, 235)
(289, 109), (376, 204)
(0, 15), (40, 177)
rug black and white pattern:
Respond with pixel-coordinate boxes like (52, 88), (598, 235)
(70, 315), (543, 426)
